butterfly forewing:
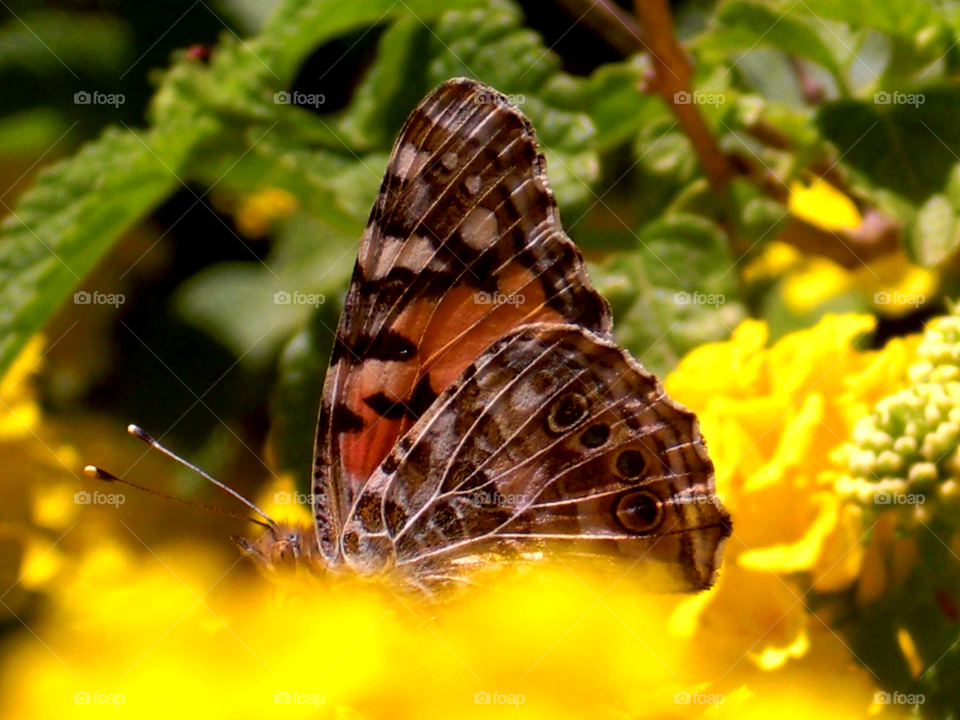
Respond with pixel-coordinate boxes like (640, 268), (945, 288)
(312, 78), (612, 563)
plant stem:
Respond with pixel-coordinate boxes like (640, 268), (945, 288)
(633, 0), (733, 195)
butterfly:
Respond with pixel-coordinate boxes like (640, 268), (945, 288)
(89, 78), (731, 595)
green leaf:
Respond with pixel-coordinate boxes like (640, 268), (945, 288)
(792, 0), (947, 40)
(334, 16), (435, 150)
(700, 1), (844, 82)
(590, 215), (747, 377)
(730, 177), (791, 246)
(0, 11), (132, 75)
(635, 118), (699, 187)
(196, 133), (371, 235)
(426, 0), (599, 208)
(173, 212), (357, 368)
(0, 124), (199, 377)
(0, 108), (71, 159)
(947, 162), (960, 208)
(269, 304), (340, 494)
(908, 194), (959, 268)
(817, 88), (960, 202)
(260, 0), (485, 85)
(574, 59), (664, 153)
(640, 215), (739, 295)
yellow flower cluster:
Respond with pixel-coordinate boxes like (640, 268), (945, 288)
(838, 310), (960, 518)
(0, 338), (82, 624)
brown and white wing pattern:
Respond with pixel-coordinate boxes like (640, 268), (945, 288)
(310, 78), (611, 563)
(340, 325), (732, 592)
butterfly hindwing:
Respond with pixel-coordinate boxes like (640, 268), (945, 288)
(312, 78), (612, 562)
(340, 324), (732, 591)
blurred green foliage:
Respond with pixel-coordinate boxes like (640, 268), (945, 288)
(3, 0), (960, 459)
(4, 0), (960, 485)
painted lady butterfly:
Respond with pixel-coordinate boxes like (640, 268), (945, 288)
(90, 78), (731, 594)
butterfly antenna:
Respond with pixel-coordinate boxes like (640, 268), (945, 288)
(115, 424), (278, 527)
(83, 465), (272, 529)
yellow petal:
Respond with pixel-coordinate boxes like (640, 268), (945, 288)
(18, 536), (63, 590)
(235, 188), (299, 238)
(743, 241), (802, 283)
(744, 394), (823, 492)
(739, 493), (839, 574)
(782, 260), (852, 313)
(750, 629), (810, 670)
(31, 483), (80, 530)
(789, 180), (862, 231)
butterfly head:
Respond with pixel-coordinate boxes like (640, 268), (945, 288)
(233, 522), (321, 577)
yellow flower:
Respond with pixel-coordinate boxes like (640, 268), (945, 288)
(664, 314), (917, 673)
(234, 188), (299, 238)
(745, 242), (937, 318)
(748, 181), (934, 318)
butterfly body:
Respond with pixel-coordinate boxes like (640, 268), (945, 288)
(238, 78), (731, 593)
